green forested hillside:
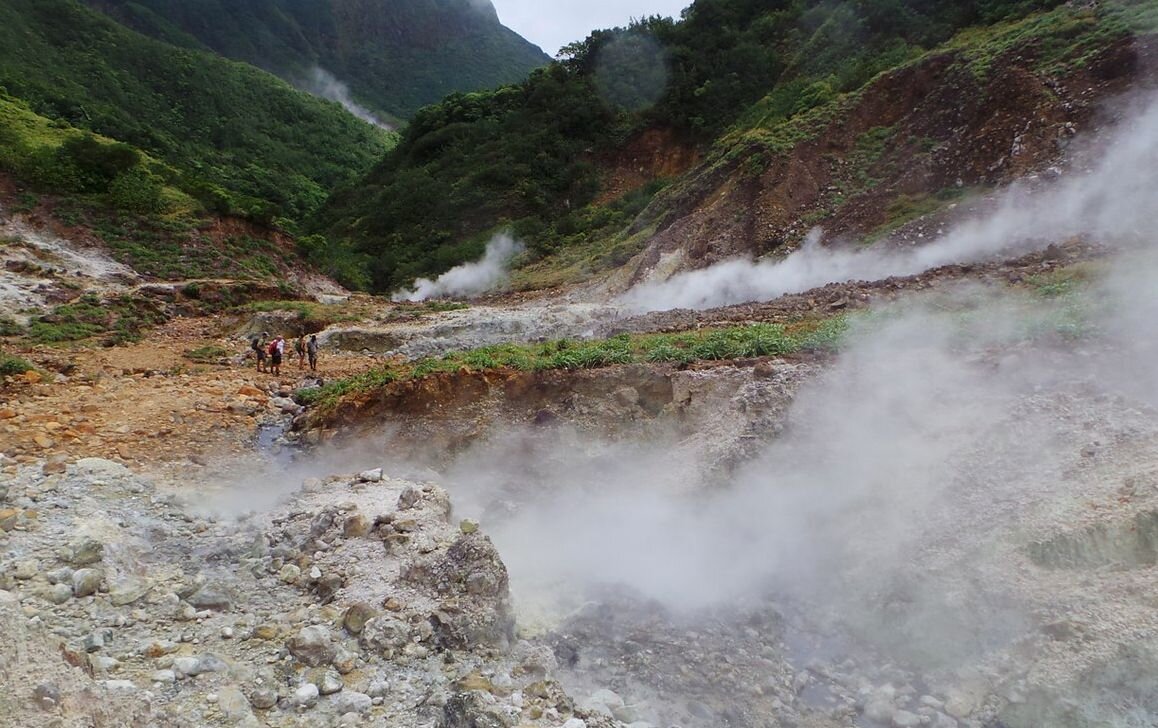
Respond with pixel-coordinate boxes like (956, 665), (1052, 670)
(313, 0), (1083, 291)
(83, 0), (550, 121)
(0, 0), (391, 222)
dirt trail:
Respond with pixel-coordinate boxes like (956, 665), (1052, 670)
(0, 316), (384, 480)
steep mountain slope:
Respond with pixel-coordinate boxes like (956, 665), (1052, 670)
(0, 0), (390, 222)
(614, 4), (1158, 289)
(83, 0), (550, 122)
(312, 0), (1158, 293)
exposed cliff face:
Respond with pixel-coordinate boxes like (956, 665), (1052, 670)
(84, 0), (548, 120)
(616, 30), (1156, 288)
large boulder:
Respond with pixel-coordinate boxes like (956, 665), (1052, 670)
(404, 533), (514, 651)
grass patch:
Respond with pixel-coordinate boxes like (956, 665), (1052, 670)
(27, 294), (167, 345)
(298, 317), (850, 413)
(864, 187), (974, 242)
(237, 299), (366, 332)
(0, 317), (25, 337)
(184, 345), (230, 363)
(1025, 262), (1101, 298)
(0, 352), (34, 376)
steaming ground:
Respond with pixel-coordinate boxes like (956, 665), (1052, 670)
(411, 252), (1158, 726)
(392, 234), (524, 302)
(619, 93), (1158, 313)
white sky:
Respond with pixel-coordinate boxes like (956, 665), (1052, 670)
(492, 0), (691, 56)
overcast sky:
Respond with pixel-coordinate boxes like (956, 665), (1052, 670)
(492, 0), (692, 56)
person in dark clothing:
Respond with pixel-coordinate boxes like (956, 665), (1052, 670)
(295, 335), (306, 367)
(307, 334), (319, 372)
(250, 336), (266, 372)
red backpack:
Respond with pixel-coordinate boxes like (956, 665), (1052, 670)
(267, 340), (278, 356)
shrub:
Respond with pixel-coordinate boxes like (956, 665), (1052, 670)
(0, 353), (34, 376)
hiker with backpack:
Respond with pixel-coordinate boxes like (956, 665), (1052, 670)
(268, 335), (285, 376)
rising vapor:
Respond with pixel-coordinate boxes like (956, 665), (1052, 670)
(620, 94), (1158, 312)
(392, 233), (525, 302)
(301, 67), (393, 130)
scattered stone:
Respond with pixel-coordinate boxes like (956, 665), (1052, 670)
(71, 568), (104, 598)
(443, 691), (514, 728)
(343, 602), (376, 635)
(32, 683), (61, 711)
(12, 559), (39, 580)
(41, 454), (69, 475)
(248, 686), (279, 710)
(360, 617), (410, 658)
(310, 668), (344, 695)
(343, 513), (370, 538)
(333, 691), (373, 714)
(66, 538), (105, 566)
(186, 585), (232, 611)
(332, 646), (359, 675)
(83, 631), (109, 653)
(142, 640), (180, 658)
(43, 583), (73, 604)
(278, 563), (301, 584)
(932, 714), (958, 728)
(358, 468), (383, 483)
(893, 709), (922, 728)
(292, 682), (320, 710)
(397, 486), (421, 510)
(109, 578), (151, 606)
(45, 567), (72, 584)
(287, 625), (336, 667)
(217, 685), (256, 723)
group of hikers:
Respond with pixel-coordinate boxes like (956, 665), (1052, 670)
(250, 332), (318, 375)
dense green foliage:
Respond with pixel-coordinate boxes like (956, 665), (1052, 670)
(0, 0), (390, 222)
(83, 0), (549, 121)
(314, 0), (1075, 292)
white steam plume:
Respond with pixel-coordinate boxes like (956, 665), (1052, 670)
(301, 67), (393, 130)
(392, 234), (525, 302)
(438, 247), (1158, 658)
(621, 94), (1158, 312)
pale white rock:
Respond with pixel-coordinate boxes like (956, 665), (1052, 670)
(71, 568), (104, 598)
(893, 709), (922, 728)
(865, 696), (896, 724)
(278, 564), (301, 584)
(932, 713), (958, 728)
(314, 669), (344, 695)
(332, 690), (373, 714)
(293, 682), (320, 709)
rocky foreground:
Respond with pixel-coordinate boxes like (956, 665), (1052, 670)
(0, 455), (608, 728)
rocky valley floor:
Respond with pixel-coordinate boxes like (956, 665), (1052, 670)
(3, 242), (1158, 728)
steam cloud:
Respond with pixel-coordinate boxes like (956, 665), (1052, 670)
(620, 94), (1158, 312)
(301, 67), (393, 130)
(423, 95), (1158, 668)
(392, 234), (525, 302)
